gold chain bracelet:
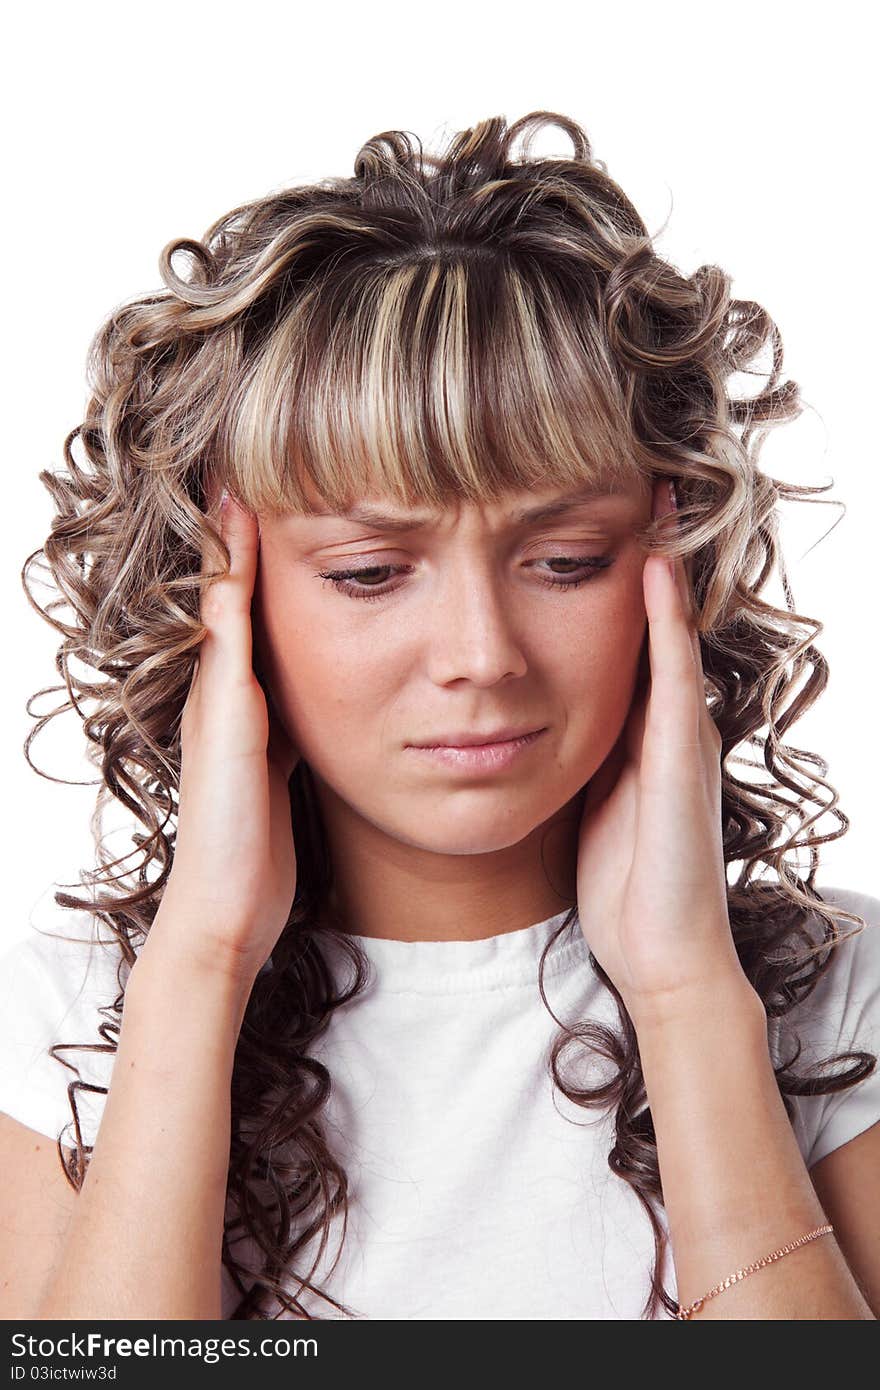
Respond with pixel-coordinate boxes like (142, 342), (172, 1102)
(674, 1223), (834, 1319)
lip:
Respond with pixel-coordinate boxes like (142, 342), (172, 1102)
(410, 725), (545, 748)
(406, 727), (547, 773)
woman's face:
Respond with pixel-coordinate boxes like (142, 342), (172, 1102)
(252, 474), (657, 857)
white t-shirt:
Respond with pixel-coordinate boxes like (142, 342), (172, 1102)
(1, 884), (878, 1320)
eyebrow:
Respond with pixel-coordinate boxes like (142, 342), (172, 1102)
(313, 485), (619, 532)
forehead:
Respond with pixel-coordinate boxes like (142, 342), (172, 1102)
(295, 472), (650, 527)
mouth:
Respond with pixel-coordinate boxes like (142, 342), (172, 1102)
(409, 724), (546, 748)
(405, 727), (547, 773)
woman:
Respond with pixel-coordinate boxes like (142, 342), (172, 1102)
(1, 110), (878, 1320)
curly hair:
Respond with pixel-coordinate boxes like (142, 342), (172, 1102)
(21, 109), (875, 1320)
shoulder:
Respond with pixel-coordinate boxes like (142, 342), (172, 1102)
(770, 883), (880, 1172)
(0, 912), (130, 1145)
(796, 890), (880, 1316)
(0, 911), (129, 1021)
(812, 882), (880, 950)
(782, 884), (880, 1046)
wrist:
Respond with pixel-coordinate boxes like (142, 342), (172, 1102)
(144, 887), (267, 987)
(129, 915), (257, 1033)
(624, 968), (766, 1039)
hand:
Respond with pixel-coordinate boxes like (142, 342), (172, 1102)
(575, 478), (752, 1024)
(152, 480), (301, 987)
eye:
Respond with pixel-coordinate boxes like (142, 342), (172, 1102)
(317, 564), (399, 602)
(315, 555), (615, 603)
(536, 556), (615, 589)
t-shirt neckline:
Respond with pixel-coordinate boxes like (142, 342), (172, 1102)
(319, 905), (590, 995)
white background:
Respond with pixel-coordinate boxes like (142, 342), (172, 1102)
(3, 1), (877, 953)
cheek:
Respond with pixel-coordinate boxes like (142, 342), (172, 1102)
(549, 600), (643, 663)
(546, 584), (647, 734)
(257, 584), (397, 762)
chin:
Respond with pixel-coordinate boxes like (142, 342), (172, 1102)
(313, 763), (584, 856)
(391, 826), (538, 857)
(380, 795), (559, 857)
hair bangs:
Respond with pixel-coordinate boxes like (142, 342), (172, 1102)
(226, 252), (647, 518)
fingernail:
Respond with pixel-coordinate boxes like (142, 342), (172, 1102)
(220, 487), (229, 512)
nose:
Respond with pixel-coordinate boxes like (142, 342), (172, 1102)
(424, 561), (529, 687)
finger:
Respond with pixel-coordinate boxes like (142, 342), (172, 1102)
(197, 485), (260, 681)
(652, 476), (705, 701)
(199, 474), (227, 578)
(642, 517), (708, 766)
(663, 489), (718, 753)
(648, 484), (721, 770)
(653, 477), (693, 617)
(644, 555), (700, 723)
